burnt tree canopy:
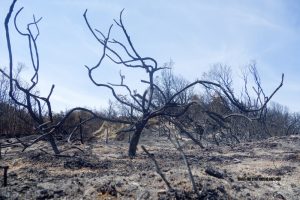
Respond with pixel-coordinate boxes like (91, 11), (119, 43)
(1, 0), (60, 154)
(83, 9), (284, 157)
(1, 0), (285, 158)
(1, 0), (132, 155)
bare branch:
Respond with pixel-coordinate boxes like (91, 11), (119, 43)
(141, 145), (173, 191)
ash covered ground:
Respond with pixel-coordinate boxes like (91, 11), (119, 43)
(0, 132), (300, 199)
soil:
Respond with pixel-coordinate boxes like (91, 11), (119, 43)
(0, 132), (299, 199)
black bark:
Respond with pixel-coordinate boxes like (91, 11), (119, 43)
(128, 120), (147, 157)
(47, 135), (60, 155)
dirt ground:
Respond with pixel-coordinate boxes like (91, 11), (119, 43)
(0, 132), (299, 199)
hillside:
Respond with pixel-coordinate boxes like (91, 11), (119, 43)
(0, 133), (299, 199)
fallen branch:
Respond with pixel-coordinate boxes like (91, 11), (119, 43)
(169, 133), (200, 198)
(141, 145), (173, 191)
(0, 166), (9, 187)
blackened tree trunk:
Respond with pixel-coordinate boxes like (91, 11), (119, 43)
(47, 134), (60, 155)
(83, 8), (284, 159)
(128, 120), (147, 158)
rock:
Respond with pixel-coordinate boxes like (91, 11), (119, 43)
(149, 172), (156, 178)
(199, 188), (229, 200)
(137, 189), (150, 200)
(53, 190), (64, 198)
(16, 185), (30, 193)
(83, 187), (96, 197)
(217, 185), (226, 193)
(232, 184), (241, 192)
(283, 154), (298, 161)
(233, 158), (242, 163)
(205, 166), (225, 179)
(273, 192), (286, 200)
(291, 183), (297, 188)
(208, 156), (224, 163)
(64, 158), (89, 169)
(36, 189), (54, 200)
(97, 183), (117, 197)
(263, 166), (295, 176)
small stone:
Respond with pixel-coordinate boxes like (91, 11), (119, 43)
(137, 190), (150, 199)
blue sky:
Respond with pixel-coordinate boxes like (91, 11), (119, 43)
(1, 0), (300, 112)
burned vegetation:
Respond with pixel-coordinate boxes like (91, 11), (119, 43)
(1, 0), (300, 199)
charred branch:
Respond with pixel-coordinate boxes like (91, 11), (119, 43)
(83, 8), (284, 157)
(141, 145), (174, 191)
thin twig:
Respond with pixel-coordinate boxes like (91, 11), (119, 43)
(141, 145), (173, 191)
(169, 133), (200, 198)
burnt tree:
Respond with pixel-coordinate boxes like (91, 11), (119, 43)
(1, 0), (132, 155)
(83, 10), (284, 157)
(0, 0), (60, 154)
